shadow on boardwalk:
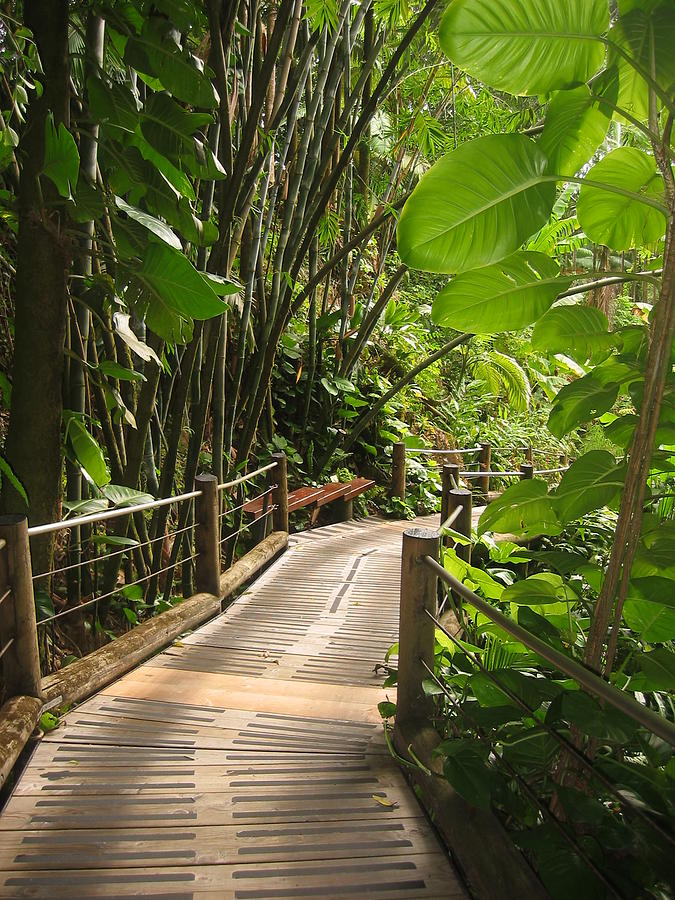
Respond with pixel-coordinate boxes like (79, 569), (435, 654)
(0, 516), (468, 898)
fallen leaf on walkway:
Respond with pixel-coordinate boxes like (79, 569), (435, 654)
(371, 794), (397, 808)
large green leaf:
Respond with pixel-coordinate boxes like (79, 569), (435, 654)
(628, 576), (675, 607)
(608, 5), (675, 119)
(623, 599), (675, 642)
(577, 148), (667, 250)
(130, 243), (226, 343)
(532, 305), (615, 361)
(633, 648), (675, 691)
(87, 76), (138, 136)
(431, 252), (570, 333)
(114, 196), (182, 250)
(440, 740), (492, 809)
(140, 93), (213, 160)
(553, 450), (626, 524)
(548, 373), (621, 438)
(101, 484), (155, 507)
(65, 416), (110, 487)
(478, 479), (561, 538)
(439, 0), (608, 96)
(397, 135), (555, 274)
(539, 86), (611, 176)
(557, 691), (636, 742)
(502, 574), (572, 606)
(42, 113), (79, 199)
(124, 18), (218, 108)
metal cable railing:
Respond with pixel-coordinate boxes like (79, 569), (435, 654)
(217, 461), (277, 492)
(418, 656), (625, 899)
(31, 521), (198, 582)
(424, 608), (675, 849)
(36, 550), (201, 626)
(407, 446), (481, 456)
(29, 490), (202, 674)
(218, 485), (277, 521)
(27, 489), (202, 537)
(219, 505), (277, 547)
(460, 466), (568, 478)
(0, 636), (14, 662)
(422, 555), (675, 746)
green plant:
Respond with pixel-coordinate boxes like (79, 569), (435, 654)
(394, 0), (675, 893)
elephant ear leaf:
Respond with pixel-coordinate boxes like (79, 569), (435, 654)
(43, 113), (80, 199)
(432, 252), (571, 334)
(577, 148), (667, 250)
(478, 479), (561, 539)
(397, 135), (555, 274)
(552, 451), (626, 525)
(539, 86), (611, 176)
(439, 0), (609, 96)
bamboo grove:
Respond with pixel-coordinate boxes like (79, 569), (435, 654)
(0, 0), (465, 573)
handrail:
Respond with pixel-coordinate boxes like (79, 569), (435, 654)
(460, 466), (568, 478)
(422, 555), (675, 747)
(460, 469), (523, 478)
(27, 489), (202, 537)
(439, 504), (464, 531)
(217, 461), (277, 491)
(407, 446), (481, 455)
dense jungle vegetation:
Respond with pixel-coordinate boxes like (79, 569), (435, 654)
(0, 0), (674, 896)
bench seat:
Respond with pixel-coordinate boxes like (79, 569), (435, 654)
(242, 477), (375, 518)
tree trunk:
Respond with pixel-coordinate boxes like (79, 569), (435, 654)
(1, 1), (71, 578)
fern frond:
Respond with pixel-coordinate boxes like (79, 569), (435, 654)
(488, 351), (531, 412)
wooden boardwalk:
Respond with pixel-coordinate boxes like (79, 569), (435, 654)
(0, 516), (467, 898)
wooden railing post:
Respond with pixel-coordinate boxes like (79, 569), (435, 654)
(526, 445), (533, 464)
(440, 463), (459, 531)
(396, 528), (439, 730)
(0, 516), (42, 698)
(560, 452), (569, 468)
(194, 474), (221, 597)
(271, 452), (289, 532)
(447, 488), (472, 564)
(520, 463), (534, 480)
(478, 441), (491, 501)
(391, 442), (406, 500)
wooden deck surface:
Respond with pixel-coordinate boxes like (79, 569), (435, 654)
(0, 516), (468, 898)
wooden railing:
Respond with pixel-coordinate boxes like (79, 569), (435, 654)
(0, 457), (291, 786)
(390, 439), (569, 504)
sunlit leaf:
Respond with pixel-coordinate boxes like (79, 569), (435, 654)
(397, 135), (555, 274)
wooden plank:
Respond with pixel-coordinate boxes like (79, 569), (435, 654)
(0, 819), (442, 869)
(96, 670), (390, 724)
(0, 786), (425, 831)
(0, 854), (463, 897)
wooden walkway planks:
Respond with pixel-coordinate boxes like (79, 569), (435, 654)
(0, 516), (468, 898)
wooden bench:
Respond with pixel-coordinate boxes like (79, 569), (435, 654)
(243, 476), (375, 523)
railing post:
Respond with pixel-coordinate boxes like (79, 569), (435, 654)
(526, 445), (533, 465)
(391, 442), (406, 500)
(440, 463), (459, 531)
(0, 516), (42, 699)
(396, 528), (439, 730)
(447, 488), (472, 564)
(478, 442), (491, 502)
(560, 452), (569, 468)
(194, 474), (221, 597)
(520, 463), (534, 480)
(271, 452), (289, 532)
